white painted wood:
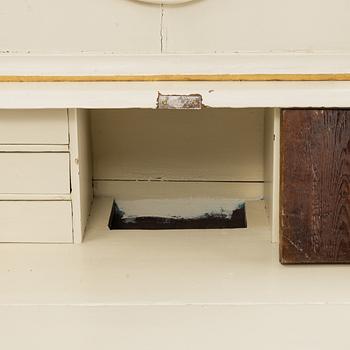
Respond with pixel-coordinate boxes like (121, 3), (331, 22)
(1, 305), (350, 350)
(69, 109), (93, 243)
(1, 54), (350, 76)
(0, 201), (72, 243)
(264, 108), (280, 243)
(3, 197), (350, 305)
(0, 153), (70, 194)
(0, 109), (68, 144)
(0, 194), (71, 201)
(0, 145), (69, 152)
(91, 108), (264, 182)
(271, 109), (280, 243)
(2, 82), (350, 109)
(0, 1), (160, 54)
(94, 180), (264, 200)
(162, 0), (350, 53)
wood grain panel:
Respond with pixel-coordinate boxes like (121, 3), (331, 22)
(281, 109), (350, 263)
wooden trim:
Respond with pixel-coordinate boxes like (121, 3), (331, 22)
(1, 74), (350, 82)
(0, 194), (71, 201)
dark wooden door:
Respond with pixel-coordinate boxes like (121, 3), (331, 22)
(280, 109), (350, 264)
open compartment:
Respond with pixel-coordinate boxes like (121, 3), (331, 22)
(70, 107), (280, 244)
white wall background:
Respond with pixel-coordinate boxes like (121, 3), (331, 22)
(0, 0), (350, 55)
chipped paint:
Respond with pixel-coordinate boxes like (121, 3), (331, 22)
(113, 198), (245, 220)
(157, 93), (202, 109)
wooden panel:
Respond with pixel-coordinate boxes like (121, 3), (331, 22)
(162, 0), (350, 53)
(2, 82), (350, 110)
(0, 0), (160, 54)
(0, 145), (69, 152)
(0, 109), (68, 144)
(0, 153), (70, 194)
(0, 201), (72, 243)
(91, 108), (264, 181)
(69, 109), (93, 243)
(281, 109), (350, 263)
(93, 180), (263, 200)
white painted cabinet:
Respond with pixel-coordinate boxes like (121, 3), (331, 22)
(0, 109), (73, 243)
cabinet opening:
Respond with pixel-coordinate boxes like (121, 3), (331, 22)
(74, 107), (279, 241)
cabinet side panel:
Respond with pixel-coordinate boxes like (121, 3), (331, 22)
(69, 109), (93, 243)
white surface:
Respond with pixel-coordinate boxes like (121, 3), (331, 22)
(93, 180), (264, 200)
(1, 54), (350, 76)
(0, 0), (350, 55)
(0, 194), (71, 201)
(1, 305), (350, 350)
(69, 109), (93, 243)
(91, 108), (264, 182)
(0, 201), (72, 243)
(0, 1), (160, 54)
(162, 0), (350, 53)
(2, 82), (350, 108)
(1, 198), (350, 348)
(0, 145), (69, 152)
(0, 153), (70, 194)
(0, 109), (68, 144)
(1, 197), (349, 305)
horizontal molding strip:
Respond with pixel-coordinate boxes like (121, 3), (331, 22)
(1, 74), (350, 82)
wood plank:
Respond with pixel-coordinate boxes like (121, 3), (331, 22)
(264, 108), (280, 243)
(1, 74), (350, 82)
(93, 180), (263, 200)
(281, 109), (350, 263)
(2, 55), (350, 77)
(69, 109), (93, 243)
(0, 144), (69, 152)
(0, 194), (71, 201)
(2, 82), (350, 109)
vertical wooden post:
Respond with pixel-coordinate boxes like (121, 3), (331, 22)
(68, 109), (93, 243)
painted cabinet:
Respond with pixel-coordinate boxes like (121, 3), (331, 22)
(0, 109), (73, 243)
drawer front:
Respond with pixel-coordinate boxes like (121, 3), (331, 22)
(0, 153), (70, 194)
(0, 109), (68, 144)
(0, 201), (73, 243)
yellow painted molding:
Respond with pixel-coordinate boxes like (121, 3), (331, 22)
(1, 74), (350, 82)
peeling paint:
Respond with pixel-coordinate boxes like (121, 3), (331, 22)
(157, 93), (202, 109)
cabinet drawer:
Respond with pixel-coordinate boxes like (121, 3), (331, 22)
(0, 153), (70, 194)
(0, 109), (68, 144)
(0, 201), (72, 243)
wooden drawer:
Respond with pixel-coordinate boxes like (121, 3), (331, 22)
(0, 109), (68, 144)
(0, 201), (72, 243)
(0, 153), (70, 194)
